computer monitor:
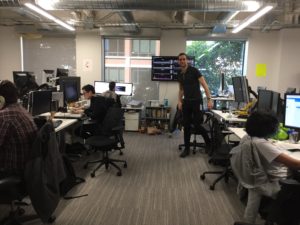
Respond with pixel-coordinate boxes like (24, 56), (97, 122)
(56, 68), (69, 85)
(94, 81), (133, 96)
(115, 83), (133, 96)
(59, 76), (80, 103)
(286, 87), (296, 94)
(284, 94), (300, 129)
(94, 81), (109, 94)
(52, 92), (64, 108)
(257, 90), (273, 112)
(13, 71), (38, 96)
(29, 90), (52, 116)
(232, 76), (250, 103)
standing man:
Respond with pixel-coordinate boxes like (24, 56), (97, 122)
(178, 53), (213, 158)
(0, 80), (37, 178)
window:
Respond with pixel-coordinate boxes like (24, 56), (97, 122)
(104, 38), (160, 104)
(105, 68), (125, 82)
(104, 39), (125, 56)
(131, 40), (156, 57)
(186, 40), (246, 95)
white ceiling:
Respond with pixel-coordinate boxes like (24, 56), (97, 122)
(0, 0), (300, 36)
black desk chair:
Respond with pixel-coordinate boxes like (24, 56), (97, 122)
(0, 176), (40, 225)
(83, 107), (127, 177)
(178, 111), (214, 154)
(200, 116), (237, 190)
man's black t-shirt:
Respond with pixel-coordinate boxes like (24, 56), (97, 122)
(178, 66), (203, 102)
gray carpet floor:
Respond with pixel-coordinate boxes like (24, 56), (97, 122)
(1, 131), (245, 225)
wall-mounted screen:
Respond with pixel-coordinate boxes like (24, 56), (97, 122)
(94, 81), (133, 96)
(284, 94), (300, 129)
(151, 56), (195, 81)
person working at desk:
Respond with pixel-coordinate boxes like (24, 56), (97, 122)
(0, 80), (37, 178)
(102, 81), (121, 107)
(231, 111), (300, 224)
(177, 52), (213, 158)
(71, 84), (95, 114)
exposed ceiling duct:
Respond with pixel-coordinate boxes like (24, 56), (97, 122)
(118, 11), (140, 33)
(52, 0), (264, 12)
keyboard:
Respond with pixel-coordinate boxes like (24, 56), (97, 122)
(53, 120), (63, 128)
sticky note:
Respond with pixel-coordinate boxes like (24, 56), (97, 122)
(256, 64), (266, 77)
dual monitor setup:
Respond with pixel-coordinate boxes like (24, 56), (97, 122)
(12, 71), (133, 117)
(231, 76), (300, 130)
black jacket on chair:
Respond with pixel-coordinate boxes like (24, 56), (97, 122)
(24, 121), (66, 223)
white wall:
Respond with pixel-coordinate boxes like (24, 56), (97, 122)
(159, 29), (186, 112)
(246, 29), (300, 95)
(0, 26), (21, 81)
(76, 32), (102, 87)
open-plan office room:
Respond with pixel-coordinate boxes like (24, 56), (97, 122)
(1, 1), (300, 225)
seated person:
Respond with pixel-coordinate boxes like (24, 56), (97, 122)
(0, 80), (37, 179)
(102, 81), (121, 107)
(233, 111), (300, 223)
(70, 84), (95, 114)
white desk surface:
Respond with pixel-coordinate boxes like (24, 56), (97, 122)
(211, 97), (235, 101)
(41, 112), (84, 119)
(53, 118), (77, 132)
(212, 110), (247, 123)
(228, 127), (247, 139)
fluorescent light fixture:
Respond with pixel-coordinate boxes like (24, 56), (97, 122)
(24, 3), (75, 31)
(242, 1), (260, 11)
(224, 11), (240, 24)
(35, 0), (58, 10)
(232, 5), (274, 33)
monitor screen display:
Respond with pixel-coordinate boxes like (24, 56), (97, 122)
(284, 94), (300, 129)
(232, 76), (250, 103)
(151, 56), (195, 81)
(94, 81), (133, 96)
(30, 90), (52, 116)
(59, 76), (80, 103)
(94, 81), (109, 94)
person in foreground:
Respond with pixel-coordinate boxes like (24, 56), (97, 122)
(231, 111), (300, 224)
(177, 52), (213, 158)
(0, 80), (37, 178)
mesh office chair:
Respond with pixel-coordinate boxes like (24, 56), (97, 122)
(0, 176), (40, 225)
(178, 111), (214, 154)
(83, 107), (127, 177)
(200, 116), (237, 190)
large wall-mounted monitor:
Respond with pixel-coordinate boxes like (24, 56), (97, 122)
(284, 94), (300, 129)
(94, 81), (133, 96)
(232, 76), (250, 103)
(59, 76), (81, 103)
(151, 56), (195, 81)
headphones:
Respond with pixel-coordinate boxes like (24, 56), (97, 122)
(0, 80), (6, 110)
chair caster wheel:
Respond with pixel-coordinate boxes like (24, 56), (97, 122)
(17, 207), (25, 215)
(90, 173), (95, 177)
(83, 164), (88, 169)
(200, 174), (205, 180)
(117, 171), (122, 176)
(124, 163), (127, 168)
(179, 147), (182, 150)
(193, 151), (196, 154)
(209, 185), (215, 190)
(48, 216), (56, 223)
(119, 151), (123, 155)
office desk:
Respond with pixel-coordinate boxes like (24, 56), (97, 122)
(211, 97), (235, 110)
(212, 110), (247, 123)
(228, 127), (247, 139)
(53, 118), (77, 133)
